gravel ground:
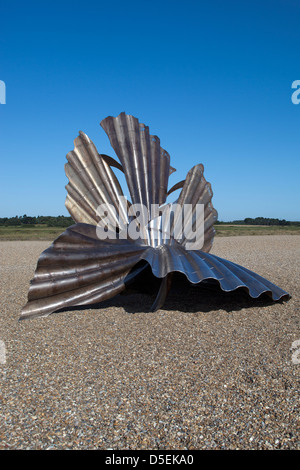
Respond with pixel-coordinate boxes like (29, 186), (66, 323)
(0, 236), (299, 450)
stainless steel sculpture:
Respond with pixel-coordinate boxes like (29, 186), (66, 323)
(20, 113), (290, 320)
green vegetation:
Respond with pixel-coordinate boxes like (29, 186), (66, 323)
(215, 224), (300, 237)
(214, 217), (300, 236)
(0, 215), (75, 240)
(215, 217), (300, 226)
(0, 215), (74, 227)
(0, 225), (72, 241)
(0, 215), (299, 240)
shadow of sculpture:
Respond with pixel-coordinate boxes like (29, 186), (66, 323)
(56, 263), (287, 317)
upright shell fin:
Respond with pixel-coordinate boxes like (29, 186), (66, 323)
(175, 164), (218, 252)
(65, 131), (128, 231)
(147, 164), (218, 252)
(101, 112), (176, 218)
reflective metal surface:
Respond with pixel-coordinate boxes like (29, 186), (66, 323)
(20, 113), (290, 320)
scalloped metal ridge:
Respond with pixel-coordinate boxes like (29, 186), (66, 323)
(20, 113), (290, 320)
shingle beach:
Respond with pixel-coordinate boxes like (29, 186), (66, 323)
(0, 235), (299, 449)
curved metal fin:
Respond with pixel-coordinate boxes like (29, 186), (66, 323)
(101, 112), (174, 215)
(167, 179), (185, 197)
(65, 131), (128, 230)
(147, 165), (218, 252)
(170, 164), (218, 252)
(140, 244), (290, 302)
(19, 224), (147, 321)
(100, 153), (124, 173)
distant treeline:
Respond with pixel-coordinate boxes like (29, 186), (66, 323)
(0, 215), (74, 227)
(0, 215), (299, 227)
(216, 217), (300, 226)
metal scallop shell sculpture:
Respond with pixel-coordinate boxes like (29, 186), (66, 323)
(20, 113), (290, 320)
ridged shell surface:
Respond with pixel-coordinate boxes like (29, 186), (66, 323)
(148, 164), (218, 251)
(19, 113), (290, 320)
(65, 131), (128, 231)
(19, 224), (289, 320)
(101, 112), (175, 215)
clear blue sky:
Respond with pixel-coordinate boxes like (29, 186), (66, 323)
(0, 0), (299, 221)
